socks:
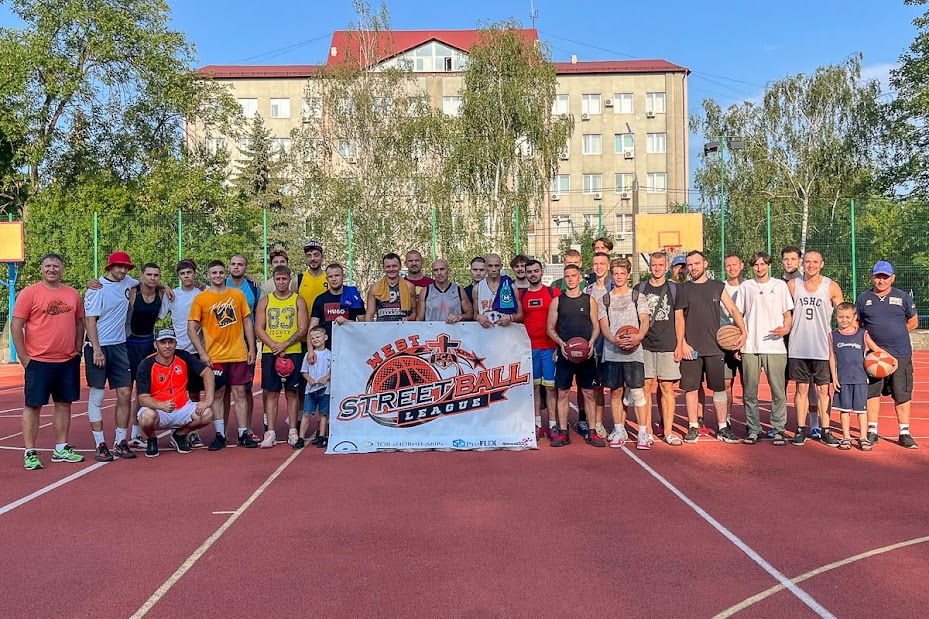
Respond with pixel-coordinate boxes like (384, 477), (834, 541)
(114, 427), (127, 444)
(238, 426), (247, 437)
(535, 415), (542, 427)
(689, 422), (699, 429)
(92, 430), (105, 446)
(899, 424), (910, 436)
(131, 424), (141, 439)
(213, 420), (225, 436)
(55, 442), (67, 452)
(868, 422), (878, 433)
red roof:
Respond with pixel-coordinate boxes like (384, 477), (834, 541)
(195, 65), (322, 79)
(327, 29), (539, 66)
(554, 60), (689, 75)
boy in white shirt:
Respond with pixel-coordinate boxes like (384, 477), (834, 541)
(295, 326), (332, 450)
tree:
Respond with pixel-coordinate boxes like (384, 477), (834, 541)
(0, 0), (238, 216)
(692, 56), (881, 258)
(557, 221), (600, 270)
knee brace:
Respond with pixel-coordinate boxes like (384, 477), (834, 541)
(712, 390), (728, 403)
(88, 388), (106, 423)
(630, 388), (647, 407)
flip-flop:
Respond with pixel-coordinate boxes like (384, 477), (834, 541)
(664, 434), (683, 446)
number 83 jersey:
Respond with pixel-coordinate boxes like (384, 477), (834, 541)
(263, 292), (302, 354)
(789, 276), (834, 361)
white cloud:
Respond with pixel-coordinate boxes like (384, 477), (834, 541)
(860, 62), (896, 94)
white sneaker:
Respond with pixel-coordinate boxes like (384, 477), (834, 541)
(259, 431), (276, 448)
(287, 428), (299, 446)
(128, 436), (146, 449)
(637, 432), (651, 450)
(608, 428), (626, 448)
(595, 423), (608, 439)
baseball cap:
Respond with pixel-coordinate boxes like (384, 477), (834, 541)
(872, 260), (894, 276)
(303, 239), (323, 253)
(105, 251), (135, 271)
(671, 255), (687, 267)
(155, 328), (177, 342)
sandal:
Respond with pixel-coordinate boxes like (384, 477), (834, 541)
(742, 432), (760, 445)
(838, 438), (852, 450)
(664, 434), (683, 446)
(859, 438), (873, 452)
(772, 432), (787, 446)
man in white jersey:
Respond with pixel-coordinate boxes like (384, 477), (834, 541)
(787, 250), (844, 446)
(84, 251), (140, 461)
(474, 254), (523, 327)
(781, 245), (821, 436)
(722, 254), (746, 425)
(740, 252), (793, 445)
(416, 259), (473, 322)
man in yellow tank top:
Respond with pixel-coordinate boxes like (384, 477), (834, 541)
(255, 266), (309, 447)
(292, 240), (328, 327)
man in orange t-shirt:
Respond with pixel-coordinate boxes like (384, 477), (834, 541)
(11, 253), (86, 470)
(188, 260), (256, 450)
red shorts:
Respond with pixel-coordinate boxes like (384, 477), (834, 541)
(213, 361), (252, 388)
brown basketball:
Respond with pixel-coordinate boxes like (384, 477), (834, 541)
(716, 325), (742, 351)
(615, 325), (640, 351)
(564, 337), (591, 362)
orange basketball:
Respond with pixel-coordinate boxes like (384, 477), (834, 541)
(716, 325), (742, 351)
(615, 325), (640, 351)
(865, 351), (898, 379)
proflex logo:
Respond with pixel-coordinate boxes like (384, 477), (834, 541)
(338, 333), (529, 428)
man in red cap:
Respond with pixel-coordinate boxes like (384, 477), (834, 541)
(84, 251), (140, 461)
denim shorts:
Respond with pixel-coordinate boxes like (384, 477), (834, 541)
(303, 390), (330, 417)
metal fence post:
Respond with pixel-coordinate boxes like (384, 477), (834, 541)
(178, 210), (183, 262)
(515, 208), (520, 255)
(850, 199), (857, 299)
(262, 208), (268, 281)
(347, 208), (354, 284)
(766, 202), (772, 255)
(93, 212), (99, 274)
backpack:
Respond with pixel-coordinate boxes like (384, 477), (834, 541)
(636, 280), (677, 304)
(602, 287), (643, 326)
(518, 285), (555, 302)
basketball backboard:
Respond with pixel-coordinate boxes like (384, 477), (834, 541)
(0, 222), (24, 262)
(635, 213), (703, 257)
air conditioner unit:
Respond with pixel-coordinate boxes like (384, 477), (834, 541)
(551, 194), (560, 201)
(347, 157), (357, 164)
(581, 113), (590, 121)
(593, 193), (602, 200)
(646, 110), (656, 118)
(620, 192), (630, 199)
(624, 150), (634, 160)
(559, 153), (569, 160)
(604, 99), (614, 108)
(617, 233), (626, 240)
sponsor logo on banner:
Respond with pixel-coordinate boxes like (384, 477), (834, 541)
(337, 333), (530, 428)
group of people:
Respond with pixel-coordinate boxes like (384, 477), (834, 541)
(11, 236), (918, 470)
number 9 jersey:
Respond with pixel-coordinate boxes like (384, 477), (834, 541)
(788, 276), (835, 361)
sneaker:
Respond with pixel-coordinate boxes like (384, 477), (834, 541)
(288, 428), (299, 446)
(24, 449), (43, 470)
(171, 432), (191, 454)
(293, 437), (305, 450)
(899, 434), (919, 449)
(238, 432), (259, 449)
(791, 428), (807, 446)
(208, 434), (227, 451)
(114, 440), (137, 459)
(820, 429), (840, 448)
(128, 436), (146, 449)
(259, 431), (277, 449)
(576, 420), (590, 440)
(763, 428), (776, 439)
(188, 432), (205, 449)
(249, 432), (261, 443)
(94, 442), (114, 462)
(867, 431), (880, 444)
(654, 422), (665, 439)
(608, 428), (626, 448)
(536, 426), (546, 440)
(683, 427), (700, 444)
(697, 417), (709, 436)
(716, 426), (741, 444)
(588, 431), (606, 448)
(809, 428), (822, 440)
(51, 444), (84, 463)
(316, 437), (328, 449)
(145, 437), (159, 458)
(550, 429), (569, 447)
(636, 433), (651, 450)
(595, 423), (608, 439)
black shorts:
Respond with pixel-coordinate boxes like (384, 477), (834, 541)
(24, 355), (81, 407)
(127, 338), (155, 382)
(84, 343), (132, 389)
(184, 350), (204, 395)
(260, 352), (303, 392)
(867, 356), (913, 403)
(788, 358), (831, 385)
(680, 355), (726, 392)
(601, 361), (645, 390)
(555, 351), (599, 390)
(724, 351), (741, 381)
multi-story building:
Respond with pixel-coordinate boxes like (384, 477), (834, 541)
(195, 29), (688, 266)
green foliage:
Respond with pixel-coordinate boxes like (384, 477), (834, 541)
(557, 221), (599, 270)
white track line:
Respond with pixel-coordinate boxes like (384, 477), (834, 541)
(129, 449), (301, 618)
(0, 398), (116, 415)
(714, 535), (929, 617)
(620, 447), (836, 619)
(0, 463), (108, 516)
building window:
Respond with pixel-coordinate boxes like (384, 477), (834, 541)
(582, 174), (602, 194)
(237, 138), (252, 157)
(583, 213), (601, 229)
(552, 216), (573, 235)
(647, 172), (667, 193)
(582, 134), (602, 155)
(614, 133), (635, 154)
(205, 138), (225, 155)
(646, 133), (667, 153)
(442, 96), (463, 116)
(238, 98), (258, 119)
(270, 98), (290, 119)
(581, 94), (601, 115)
(615, 173), (634, 193)
(271, 137), (291, 154)
(551, 174), (570, 195)
(552, 94), (569, 115)
(338, 140), (357, 159)
(613, 93), (634, 114)
(302, 97), (322, 120)
(646, 92), (667, 114)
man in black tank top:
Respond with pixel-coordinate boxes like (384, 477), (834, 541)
(127, 264), (168, 445)
(546, 265), (601, 447)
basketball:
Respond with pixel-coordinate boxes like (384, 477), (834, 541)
(564, 337), (591, 362)
(615, 325), (640, 351)
(865, 351), (898, 378)
(275, 356), (295, 377)
(716, 325), (742, 351)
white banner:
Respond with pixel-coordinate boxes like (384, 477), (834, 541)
(326, 321), (536, 454)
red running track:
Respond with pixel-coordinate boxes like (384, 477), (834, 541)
(0, 355), (928, 618)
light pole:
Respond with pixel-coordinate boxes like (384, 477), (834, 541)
(704, 137), (743, 268)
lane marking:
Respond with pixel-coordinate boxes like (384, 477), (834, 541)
(0, 397), (116, 414)
(0, 463), (108, 516)
(714, 535), (929, 617)
(0, 445), (96, 453)
(211, 511), (235, 515)
(620, 447), (836, 619)
(130, 449), (301, 618)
